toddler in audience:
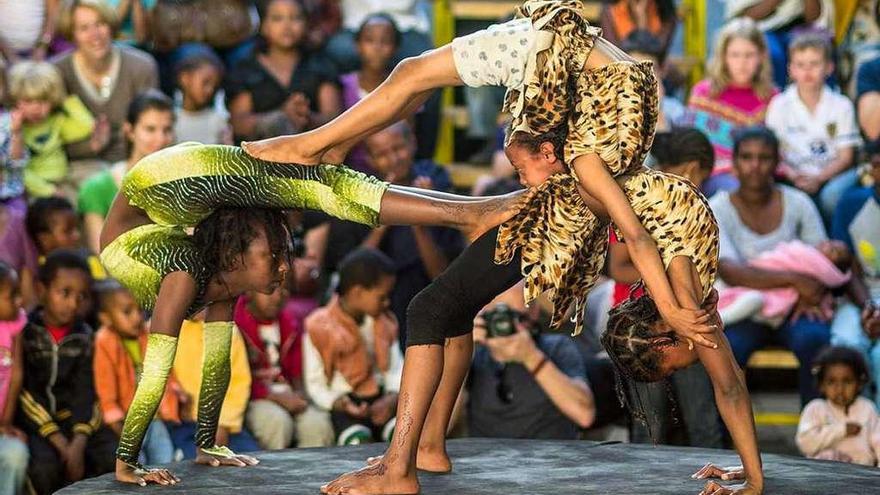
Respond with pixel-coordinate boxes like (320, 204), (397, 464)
(174, 49), (231, 145)
(718, 240), (852, 326)
(18, 251), (115, 494)
(797, 346), (880, 466)
(0, 263), (28, 495)
(26, 196), (106, 280)
(8, 61), (95, 199)
(93, 280), (179, 465)
(304, 248), (402, 445)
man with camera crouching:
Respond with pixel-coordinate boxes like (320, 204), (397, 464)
(466, 282), (596, 439)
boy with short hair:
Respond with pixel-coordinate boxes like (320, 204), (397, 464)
(766, 32), (862, 221)
(25, 196), (106, 281)
(304, 248), (402, 445)
(17, 250), (115, 494)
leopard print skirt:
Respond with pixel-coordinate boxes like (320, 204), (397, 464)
(495, 169), (719, 335)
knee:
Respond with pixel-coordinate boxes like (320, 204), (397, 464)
(406, 285), (455, 347)
(388, 55), (427, 84)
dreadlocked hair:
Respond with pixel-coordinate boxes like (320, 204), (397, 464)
(192, 208), (291, 282)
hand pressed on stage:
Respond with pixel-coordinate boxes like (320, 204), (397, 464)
(692, 463), (745, 481)
(115, 459), (179, 486)
(699, 480), (761, 495)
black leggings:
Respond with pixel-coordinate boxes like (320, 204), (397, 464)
(406, 226), (523, 347)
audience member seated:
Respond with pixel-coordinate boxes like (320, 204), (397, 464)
(79, 90), (174, 254)
(10, 61), (96, 200)
(467, 281), (595, 439)
(225, 0), (341, 142)
(830, 139), (880, 407)
(838, 0), (880, 96)
(0, 94), (37, 308)
(620, 31), (688, 133)
(103, 0), (152, 47)
(0, 263), (29, 495)
(766, 33), (862, 223)
(304, 249), (402, 445)
(169, 314), (260, 459)
(53, 0), (159, 170)
(317, 122), (464, 347)
(173, 48), (231, 145)
(796, 346), (880, 466)
(727, 0), (833, 88)
(0, 0), (58, 62)
(600, 0), (677, 57)
(711, 127), (833, 406)
(856, 55), (880, 143)
(17, 252), (115, 495)
(26, 197), (107, 283)
(338, 13), (400, 173)
(93, 281), (179, 465)
(606, 128), (723, 447)
(685, 17), (778, 195)
(235, 285), (334, 449)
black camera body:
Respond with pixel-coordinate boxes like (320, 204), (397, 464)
(483, 303), (521, 338)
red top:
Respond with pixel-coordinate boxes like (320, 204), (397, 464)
(609, 229), (644, 307)
(45, 324), (70, 344)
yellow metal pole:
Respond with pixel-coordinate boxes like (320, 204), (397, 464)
(682, 0), (706, 89)
(433, 0), (455, 164)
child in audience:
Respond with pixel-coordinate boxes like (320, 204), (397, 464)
(765, 33), (862, 222)
(93, 280), (178, 465)
(8, 61), (95, 199)
(235, 285), (334, 449)
(174, 49), (231, 145)
(304, 248), (402, 445)
(339, 14), (401, 172)
(26, 196), (106, 281)
(796, 346), (880, 466)
(686, 17), (778, 195)
(718, 240), (852, 326)
(17, 251), (115, 494)
(0, 99), (37, 308)
(169, 313), (260, 459)
(79, 90), (175, 254)
(0, 263), (29, 495)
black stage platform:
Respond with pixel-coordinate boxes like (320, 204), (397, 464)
(59, 438), (880, 494)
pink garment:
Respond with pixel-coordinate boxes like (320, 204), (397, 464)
(718, 241), (851, 320)
(0, 309), (26, 409)
(796, 397), (880, 467)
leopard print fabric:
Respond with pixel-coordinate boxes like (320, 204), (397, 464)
(503, 0), (600, 139)
(496, 170), (719, 335)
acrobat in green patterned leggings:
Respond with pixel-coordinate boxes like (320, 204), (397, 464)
(101, 143), (522, 485)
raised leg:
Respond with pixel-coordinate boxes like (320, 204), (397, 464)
(242, 46), (461, 165)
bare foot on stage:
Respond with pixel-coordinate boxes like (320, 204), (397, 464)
(465, 188), (532, 242)
(241, 135), (321, 165)
(320, 461), (419, 495)
(194, 446), (260, 468)
(115, 459), (180, 486)
(366, 446), (452, 474)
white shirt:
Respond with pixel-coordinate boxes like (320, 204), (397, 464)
(796, 396), (880, 466)
(766, 85), (861, 176)
(174, 107), (230, 145)
(0, 0), (45, 52)
(710, 186), (828, 264)
(303, 316), (404, 411)
(341, 0), (429, 33)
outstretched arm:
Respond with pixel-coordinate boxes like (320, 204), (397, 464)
(571, 155), (714, 346)
(667, 257), (763, 494)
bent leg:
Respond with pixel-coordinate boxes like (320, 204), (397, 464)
(194, 322), (233, 452)
(243, 47), (461, 165)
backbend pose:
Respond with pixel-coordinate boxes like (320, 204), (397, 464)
(98, 142), (523, 486)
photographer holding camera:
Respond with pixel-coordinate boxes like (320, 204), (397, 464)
(466, 282), (596, 440)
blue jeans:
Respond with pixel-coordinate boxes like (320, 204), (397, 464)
(0, 435), (28, 495)
(630, 363), (724, 448)
(703, 172), (739, 198)
(725, 316), (831, 406)
(139, 420), (174, 465)
(168, 422), (260, 460)
(830, 302), (880, 408)
(816, 168), (860, 225)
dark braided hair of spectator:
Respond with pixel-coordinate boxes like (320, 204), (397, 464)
(192, 207), (291, 285)
(651, 127), (715, 172)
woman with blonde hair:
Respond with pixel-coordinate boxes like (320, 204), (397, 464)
(686, 17), (778, 195)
